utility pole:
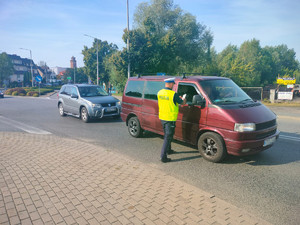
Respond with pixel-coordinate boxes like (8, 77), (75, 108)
(127, 0), (130, 79)
(74, 67), (76, 84)
(20, 48), (34, 87)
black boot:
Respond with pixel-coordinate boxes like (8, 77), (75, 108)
(161, 157), (171, 163)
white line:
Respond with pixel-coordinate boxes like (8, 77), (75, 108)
(279, 134), (300, 142)
(0, 116), (51, 134)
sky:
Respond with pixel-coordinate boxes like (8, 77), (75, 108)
(1, 0), (299, 68)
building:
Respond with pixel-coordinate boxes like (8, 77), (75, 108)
(7, 54), (38, 86)
(50, 67), (67, 76)
(37, 66), (56, 84)
(70, 56), (77, 68)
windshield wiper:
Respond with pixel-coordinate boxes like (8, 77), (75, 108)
(214, 100), (237, 104)
(239, 98), (253, 103)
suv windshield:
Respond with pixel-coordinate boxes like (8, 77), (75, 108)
(78, 86), (108, 97)
(200, 79), (252, 105)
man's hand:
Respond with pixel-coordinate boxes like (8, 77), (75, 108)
(180, 94), (187, 105)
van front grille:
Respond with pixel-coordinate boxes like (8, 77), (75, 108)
(256, 119), (276, 131)
(256, 129), (277, 139)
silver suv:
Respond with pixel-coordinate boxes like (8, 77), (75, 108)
(58, 84), (121, 122)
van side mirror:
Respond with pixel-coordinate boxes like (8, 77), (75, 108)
(192, 95), (205, 106)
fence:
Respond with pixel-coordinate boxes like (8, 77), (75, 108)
(241, 87), (263, 101)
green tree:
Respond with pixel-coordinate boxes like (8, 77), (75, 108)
(129, 0), (213, 74)
(217, 44), (238, 77)
(264, 44), (299, 79)
(82, 39), (118, 86)
(105, 51), (128, 92)
(63, 68), (88, 84)
(236, 39), (263, 86)
(0, 53), (14, 87)
(23, 71), (32, 87)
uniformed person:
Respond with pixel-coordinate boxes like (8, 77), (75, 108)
(157, 77), (186, 163)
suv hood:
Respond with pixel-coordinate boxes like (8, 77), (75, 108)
(82, 96), (119, 104)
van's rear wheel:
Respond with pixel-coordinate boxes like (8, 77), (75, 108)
(128, 117), (143, 138)
(198, 132), (226, 163)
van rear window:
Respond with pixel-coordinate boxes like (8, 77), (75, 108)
(125, 80), (144, 98)
(144, 81), (165, 100)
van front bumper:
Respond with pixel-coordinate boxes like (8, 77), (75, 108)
(225, 130), (280, 156)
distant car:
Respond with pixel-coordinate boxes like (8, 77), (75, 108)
(57, 84), (121, 122)
(0, 90), (4, 98)
(293, 84), (300, 97)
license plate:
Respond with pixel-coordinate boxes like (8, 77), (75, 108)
(263, 136), (276, 147)
(105, 107), (116, 112)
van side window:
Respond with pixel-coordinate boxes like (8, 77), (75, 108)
(144, 81), (165, 100)
(178, 83), (201, 104)
(125, 80), (144, 98)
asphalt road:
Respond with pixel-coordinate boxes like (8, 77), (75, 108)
(0, 95), (299, 225)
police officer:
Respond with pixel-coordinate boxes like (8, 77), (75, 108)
(157, 77), (186, 163)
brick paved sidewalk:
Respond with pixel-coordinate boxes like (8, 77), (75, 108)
(0, 132), (271, 225)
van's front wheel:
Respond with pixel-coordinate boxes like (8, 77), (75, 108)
(198, 132), (227, 163)
(128, 117), (143, 138)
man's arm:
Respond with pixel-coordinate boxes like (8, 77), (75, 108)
(174, 93), (187, 105)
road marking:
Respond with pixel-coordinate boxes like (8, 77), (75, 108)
(279, 134), (300, 142)
(0, 116), (51, 134)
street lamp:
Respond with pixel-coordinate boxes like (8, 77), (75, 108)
(84, 34), (99, 85)
(127, 0), (130, 78)
(20, 48), (34, 87)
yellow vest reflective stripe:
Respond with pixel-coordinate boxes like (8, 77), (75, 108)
(157, 89), (179, 121)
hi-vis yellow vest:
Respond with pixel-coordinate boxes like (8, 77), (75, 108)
(157, 89), (179, 121)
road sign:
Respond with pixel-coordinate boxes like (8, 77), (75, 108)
(35, 75), (42, 82)
(67, 77), (71, 80)
(157, 72), (166, 76)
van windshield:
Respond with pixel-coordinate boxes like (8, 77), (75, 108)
(199, 79), (253, 105)
(78, 86), (108, 97)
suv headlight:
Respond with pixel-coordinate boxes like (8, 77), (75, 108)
(234, 123), (256, 132)
(92, 103), (101, 108)
(116, 101), (121, 107)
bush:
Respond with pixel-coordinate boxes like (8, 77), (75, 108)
(5, 89), (12, 95)
(10, 87), (26, 95)
(26, 91), (38, 96)
(32, 93), (39, 97)
(12, 91), (18, 96)
(19, 93), (25, 96)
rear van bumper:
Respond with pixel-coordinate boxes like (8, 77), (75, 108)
(225, 130), (280, 156)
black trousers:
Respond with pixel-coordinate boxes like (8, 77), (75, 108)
(160, 120), (176, 159)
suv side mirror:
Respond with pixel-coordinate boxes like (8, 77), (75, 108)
(192, 95), (205, 106)
(71, 93), (78, 99)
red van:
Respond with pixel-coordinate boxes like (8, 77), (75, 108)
(121, 75), (280, 162)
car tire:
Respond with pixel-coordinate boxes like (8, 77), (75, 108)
(128, 117), (143, 138)
(198, 132), (227, 163)
(59, 103), (66, 116)
(81, 107), (90, 123)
